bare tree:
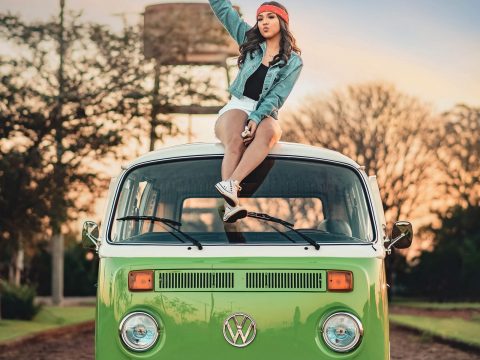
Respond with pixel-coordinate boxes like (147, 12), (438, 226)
(433, 104), (480, 208)
(283, 82), (438, 226)
(282, 82), (442, 298)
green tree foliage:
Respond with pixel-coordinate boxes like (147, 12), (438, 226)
(401, 205), (480, 300)
(0, 280), (41, 320)
(0, 11), (142, 232)
(0, 5), (228, 296)
(0, 150), (47, 281)
(0, 8), (228, 234)
(0, 11), (142, 288)
(25, 238), (98, 296)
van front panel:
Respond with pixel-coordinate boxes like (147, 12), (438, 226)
(95, 256), (389, 359)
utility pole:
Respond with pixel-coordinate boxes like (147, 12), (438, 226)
(51, 0), (66, 306)
(149, 62), (161, 151)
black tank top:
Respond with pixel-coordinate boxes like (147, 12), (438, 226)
(243, 63), (269, 101)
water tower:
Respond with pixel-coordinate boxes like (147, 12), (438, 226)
(143, 3), (241, 146)
(144, 3), (240, 66)
(144, 2), (239, 146)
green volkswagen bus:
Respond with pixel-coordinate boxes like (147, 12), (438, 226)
(83, 142), (412, 359)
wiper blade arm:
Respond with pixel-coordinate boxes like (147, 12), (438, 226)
(247, 212), (320, 250)
(117, 215), (203, 250)
(247, 212), (294, 227)
(118, 215), (181, 226)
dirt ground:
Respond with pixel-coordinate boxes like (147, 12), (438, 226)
(0, 322), (479, 359)
(0, 321), (94, 360)
(389, 324), (480, 360)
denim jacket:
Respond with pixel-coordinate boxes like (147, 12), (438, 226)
(209, 0), (303, 125)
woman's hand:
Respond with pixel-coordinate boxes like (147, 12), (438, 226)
(242, 120), (258, 146)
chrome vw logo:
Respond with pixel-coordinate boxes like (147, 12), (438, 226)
(223, 313), (257, 347)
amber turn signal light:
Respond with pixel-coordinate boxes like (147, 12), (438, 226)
(327, 271), (353, 292)
(128, 270), (154, 291)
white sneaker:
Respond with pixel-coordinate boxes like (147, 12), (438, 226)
(223, 203), (247, 223)
(215, 179), (242, 207)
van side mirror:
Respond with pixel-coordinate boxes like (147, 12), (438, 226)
(386, 221), (413, 255)
(82, 221), (100, 251)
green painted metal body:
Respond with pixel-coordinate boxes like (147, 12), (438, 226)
(95, 256), (390, 359)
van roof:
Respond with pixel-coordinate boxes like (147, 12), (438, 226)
(124, 141), (361, 169)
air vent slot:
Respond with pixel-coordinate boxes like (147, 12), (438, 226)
(246, 271), (324, 290)
(157, 271), (234, 290)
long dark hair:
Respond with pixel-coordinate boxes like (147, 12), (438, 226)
(237, 1), (301, 69)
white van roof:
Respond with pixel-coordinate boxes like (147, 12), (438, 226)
(124, 141), (361, 169)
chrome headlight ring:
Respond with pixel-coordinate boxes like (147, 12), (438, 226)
(119, 311), (160, 352)
(321, 312), (364, 353)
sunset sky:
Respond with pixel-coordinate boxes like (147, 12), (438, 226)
(2, 0), (479, 146)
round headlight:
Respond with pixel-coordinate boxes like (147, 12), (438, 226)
(321, 312), (363, 352)
(119, 312), (159, 352)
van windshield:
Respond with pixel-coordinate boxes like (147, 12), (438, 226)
(109, 157), (375, 245)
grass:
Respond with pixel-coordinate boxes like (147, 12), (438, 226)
(0, 306), (95, 343)
(390, 314), (480, 348)
(391, 299), (480, 310)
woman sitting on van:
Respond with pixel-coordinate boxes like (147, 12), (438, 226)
(209, 0), (304, 222)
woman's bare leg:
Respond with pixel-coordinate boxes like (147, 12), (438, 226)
(214, 109), (249, 180)
(229, 117), (282, 182)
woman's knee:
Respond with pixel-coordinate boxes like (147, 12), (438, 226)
(258, 118), (282, 146)
(225, 136), (246, 154)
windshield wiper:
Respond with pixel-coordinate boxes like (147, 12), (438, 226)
(117, 215), (203, 250)
(246, 212), (320, 250)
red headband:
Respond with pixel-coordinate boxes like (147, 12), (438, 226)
(256, 4), (289, 24)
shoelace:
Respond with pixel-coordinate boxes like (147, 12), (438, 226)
(227, 180), (242, 192)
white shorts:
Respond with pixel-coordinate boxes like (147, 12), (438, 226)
(218, 95), (258, 117)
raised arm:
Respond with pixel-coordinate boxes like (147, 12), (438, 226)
(208, 0), (252, 46)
